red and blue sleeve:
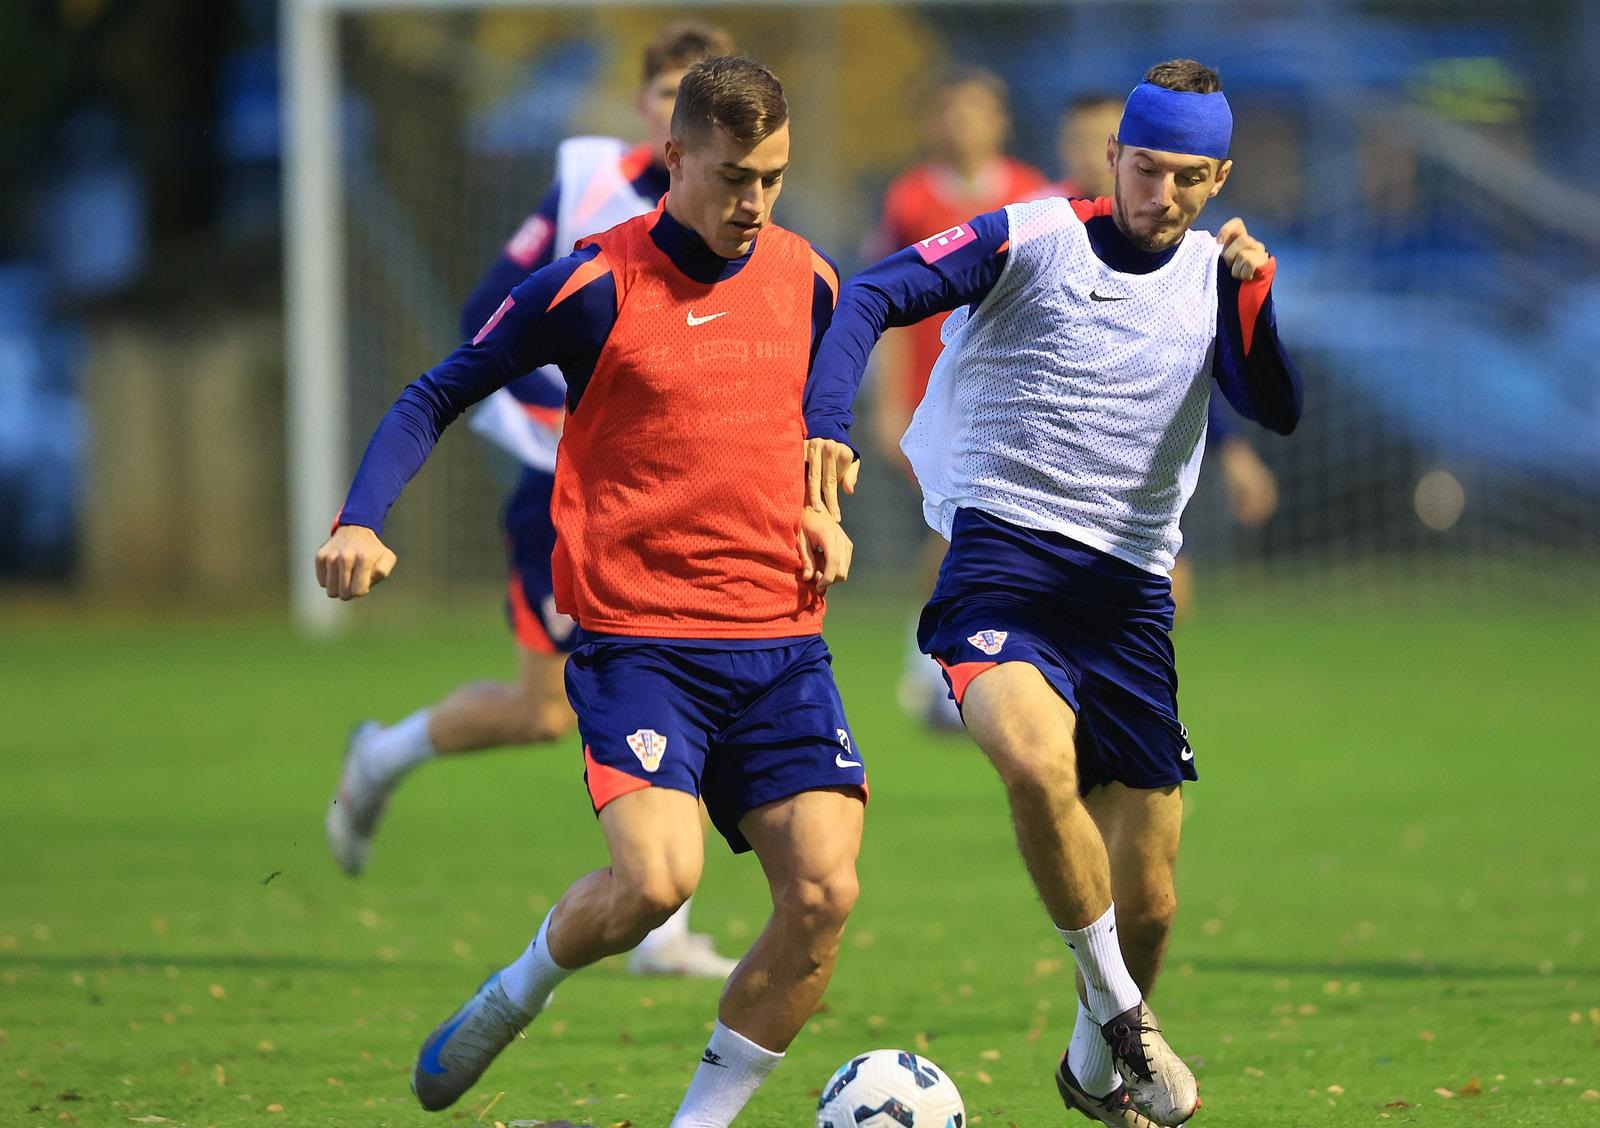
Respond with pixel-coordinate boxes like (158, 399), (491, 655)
(804, 208), (1011, 444)
(1213, 259), (1303, 435)
(337, 244), (616, 534)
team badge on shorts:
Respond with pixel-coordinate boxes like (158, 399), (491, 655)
(966, 629), (1009, 656)
(626, 729), (668, 772)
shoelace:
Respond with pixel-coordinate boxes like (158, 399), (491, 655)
(1105, 1015), (1160, 1083)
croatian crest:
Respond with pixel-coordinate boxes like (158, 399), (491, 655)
(966, 629), (1008, 656)
(626, 729), (668, 772)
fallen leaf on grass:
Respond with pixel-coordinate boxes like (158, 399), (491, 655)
(1326, 1085), (1344, 1095)
(1383, 1100), (1412, 1109)
(1459, 1076), (1482, 1097)
(1434, 1087), (1456, 1099)
(127, 1118), (173, 1125)
(1580, 1090), (1599, 1101)
(212, 1065), (226, 1087)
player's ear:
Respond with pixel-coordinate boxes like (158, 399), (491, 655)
(664, 136), (686, 177)
(1209, 158), (1233, 197)
(1104, 137), (1118, 176)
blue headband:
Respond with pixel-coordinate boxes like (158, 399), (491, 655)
(1117, 81), (1232, 160)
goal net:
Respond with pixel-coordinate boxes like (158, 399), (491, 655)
(285, 0), (1600, 630)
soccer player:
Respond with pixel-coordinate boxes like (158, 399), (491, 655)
(323, 23), (741, 979)
(316, 58), (868, 1126)
(874, 66), (1047, 727)
(1052, 91), (1282, 620)
(804, 60), (1303, 1127)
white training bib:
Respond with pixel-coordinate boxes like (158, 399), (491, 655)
(902, 196), (1222, 574)
(470, 137), (658, 470)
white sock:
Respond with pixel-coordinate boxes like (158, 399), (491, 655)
(668, 1021), (783, 1128)
(356, 709), (435, 789)
(498, 910), (575, 1014)
(1057, 903), (1142, 1023)
(638, 898), (693, 951)
(1067, 999), (1119, 1097)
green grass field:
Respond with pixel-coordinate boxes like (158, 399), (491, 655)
(3, 591), (1597, 1127)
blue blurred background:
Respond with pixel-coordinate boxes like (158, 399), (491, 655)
(1, 0), (1595, 611)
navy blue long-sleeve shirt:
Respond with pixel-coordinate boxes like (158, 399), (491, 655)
(802, 201), (1303, 447)
(338, 206), (839, 535)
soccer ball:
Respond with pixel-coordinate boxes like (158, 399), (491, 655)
(816, 1048), (965, 1128)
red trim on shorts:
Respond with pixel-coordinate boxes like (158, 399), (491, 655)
(507, 573), (558, 655)
(584, 743), (652, 811)
(936, 658), (999, 705)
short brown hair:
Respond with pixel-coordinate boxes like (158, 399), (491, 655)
(1144, 59), (1223, 94)
(642, 22), (736, 84)
(670, 56), (788, 147)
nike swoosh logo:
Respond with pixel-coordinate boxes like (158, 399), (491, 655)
(686, 310), (728, 326)
(1180, 748), (1195, 761)
(836, 753), (861, 769)
(1089, 291), (1128, 302)
(417, 1010), (471, 1075)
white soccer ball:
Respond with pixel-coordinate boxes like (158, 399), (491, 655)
(816, 1048), (965, 1128)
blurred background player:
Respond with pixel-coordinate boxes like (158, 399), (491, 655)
(324, 22), (740, 980)
(1054, 91), (1282, 619)
(875, 66), (1046, 727)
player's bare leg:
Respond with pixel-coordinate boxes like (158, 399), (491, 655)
(1168, 558), (1195, 623)
(326, 646), (570, 876)
(960, 663), (1112, 926)
(411, 788), (703, 1111)
(669, 787), (864, 1128)
(1055, 784), (1186, 1126)
(1087, 782), (1183, 992)
(426, 645), (575, 752)
(545, 788), (705, 964)
(961, 663), (1196, 1126)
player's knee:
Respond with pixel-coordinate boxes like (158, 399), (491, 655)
(613, 866), (696, 929)
(774, 866), (859, 938)
(1118, 886), (1178, 940)
(988, 739), (1078, 804)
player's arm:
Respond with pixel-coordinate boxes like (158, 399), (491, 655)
(800, 245), (862, 518)
(797, 506), (853, 594)
(1205, 399), (1279, 526)
(1211, 217), (1303, 436)
(803, 207), (1013, 503)
(316, 246), (615, 600)
(457, 184), (561, 337)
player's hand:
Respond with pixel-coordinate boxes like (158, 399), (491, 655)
(797, 507), (853, 593)
(1220, 437), (1279, 527)
(805, 437), (859, 521)
(314, 524), (397, 600)
(1216, 217), (1270, 281)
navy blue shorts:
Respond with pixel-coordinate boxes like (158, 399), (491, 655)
(918, 508), (1196, 794)
(565, 635), (866, 853)
(502, 467), (576, 655)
